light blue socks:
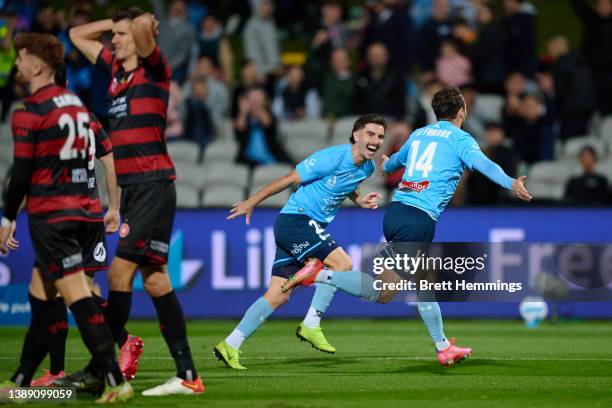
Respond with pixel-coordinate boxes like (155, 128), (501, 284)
(226, 296), (274, 348)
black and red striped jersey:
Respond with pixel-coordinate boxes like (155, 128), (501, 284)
(88, 112), (113, 201)
(11, 84), (103, 223)
(95, 46), (175, 186)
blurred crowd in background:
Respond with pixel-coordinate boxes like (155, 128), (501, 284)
(1, 0), (612, 207)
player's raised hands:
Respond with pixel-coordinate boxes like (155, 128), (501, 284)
(512, 176), (532, 202)
(228, 200), (255, 225)
(379, 154), (389, 176)
(0, 220), (19, 254)
(357, 192), (383, 209)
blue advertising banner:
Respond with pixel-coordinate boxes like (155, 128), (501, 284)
(1, 208), (612, 324)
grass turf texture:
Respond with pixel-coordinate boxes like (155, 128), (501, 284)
(1, 319), (611, 407)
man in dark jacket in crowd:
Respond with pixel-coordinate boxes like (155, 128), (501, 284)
(503, 0), (538, 78)
(565, 146), (609, 205)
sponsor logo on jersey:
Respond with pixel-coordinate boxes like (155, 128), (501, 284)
(291, 241), (311, 255)
(398, 180), (430, 193)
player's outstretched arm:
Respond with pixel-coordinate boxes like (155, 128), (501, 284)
(69, 19), (112, 64)
(99, 153), (120, 233)
(131, 13), (159, 58)
(228, 170), (302, 225)
(472, 155), (532, 202)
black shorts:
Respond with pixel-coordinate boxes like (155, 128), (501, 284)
(33, 221), (108, 275)
(116, 180), (176, 266)
(271, 214), (339, 279)
(29, 217), (107, 281)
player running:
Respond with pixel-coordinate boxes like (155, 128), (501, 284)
(68, 7), (203, 395)
(214, 114), (386, 369)
(282, 87), (532, 366)
(0, 33), (132, 402)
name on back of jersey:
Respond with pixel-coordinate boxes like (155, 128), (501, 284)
(415, 128), (452, 138)
(52, 93), (83, 108)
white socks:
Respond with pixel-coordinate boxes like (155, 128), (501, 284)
(225, 329), (246, 349)
(435, 338), (450, 351)
(302, 306), (322, 328)
(314, 269), (333, 283)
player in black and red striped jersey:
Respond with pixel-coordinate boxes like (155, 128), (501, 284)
(69, 7), (203, 396)
(0, 32), (133, 403)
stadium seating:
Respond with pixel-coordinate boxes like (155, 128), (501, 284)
(258, 189), (291, 207)
(176, 184), (201, 208)
(473, 94), (504, 124)
(174, 162), (207, 191)
(167, 140), (199, 163)
(204, 162), (250, 189)
(279, 119), (329, 141)
(202, 140), (239, 163)
(563, 136), (606, 159)
(201, 185), (245, 207)
(252, 164), (294, 187)
(330, 116), (360, 145)
(599, 115), (612, 151)
(526, 160), (575, 200)
(286, 138), (330, 162)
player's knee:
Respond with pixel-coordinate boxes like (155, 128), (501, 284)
(107, 268), (131, 291)
(332, 258), (353, 272)
(264, 291), (290, 309)
(143, 272), (172, 297)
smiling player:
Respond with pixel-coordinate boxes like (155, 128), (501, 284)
(213, 114), (386, 370)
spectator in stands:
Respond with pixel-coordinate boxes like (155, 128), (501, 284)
(411, 74), (443, 128)
(243, 0), (281, 78)
(231, 59), (267, 118)
(185, 56), (230, 132)
(417, 0), (454, 71)
(503, 72), (530, 120)
(472, 2), (506, 94)
(166, 81), (184, 140)
(546, 34), (595, 140)
(504, 92), (555, 163)
(571, 0), (612, 115)
(355, 42), (406, 119)
(58, 8), (92, 106)
(272, 65), (320, 120)
(184, 76), (215, 163)
(153, 0), (196, 85)
(321, 47), (357, 119)
(0, 12), (16, 121)
(564, 146), (609, 205)
(234, 87), (292, 166)
(305, 0), (349, 88)
(360, 0), (413, 74)
(467, 123), (518, 204)
(30, 2), (61, 35)
(436, 38), (472, 87)
(383, 121), (412, 191)
(503, 0), (538, 78)
(197, 13), (234, 84)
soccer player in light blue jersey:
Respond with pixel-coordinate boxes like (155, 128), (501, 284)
(282, 87), (532, 366)
(213, 114), (387, 369)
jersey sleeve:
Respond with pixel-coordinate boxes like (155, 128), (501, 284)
(141, 46), (171, 83)
(11, 103), (38, 160)
(295, 148), (337, 184)
(384, 136), (413, 173)
(95, 47), (114, 75)
(90, 115), (112, 158)
(453, 131), (484, 170)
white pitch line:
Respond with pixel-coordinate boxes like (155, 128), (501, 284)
(0, 356), (610, 362)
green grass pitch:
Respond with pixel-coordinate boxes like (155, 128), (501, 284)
(1, 319), (611, 407)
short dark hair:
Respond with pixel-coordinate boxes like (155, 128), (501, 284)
(54, 64), (67, 87)
(111, 7), (144, 22)
(580, 145), (597, 159)
(350, 113), (388, 144)
(14, 32), (64, 72)
(431, 87), (465, 121)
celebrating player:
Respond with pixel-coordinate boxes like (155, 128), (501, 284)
(68, 7), (203, 395)
(214, 113), (386, 370)
(0, 33), (133, 402)
(282, 87), (533, 366)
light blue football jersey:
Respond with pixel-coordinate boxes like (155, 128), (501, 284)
(384, 121), (487, 220)
(281, 144), (375, 223)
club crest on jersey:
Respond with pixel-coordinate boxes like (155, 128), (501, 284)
(398, 180), (430, 193)
(119, 223), (130, 238)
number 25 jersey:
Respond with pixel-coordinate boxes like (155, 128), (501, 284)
(11, 84), (103, 222)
